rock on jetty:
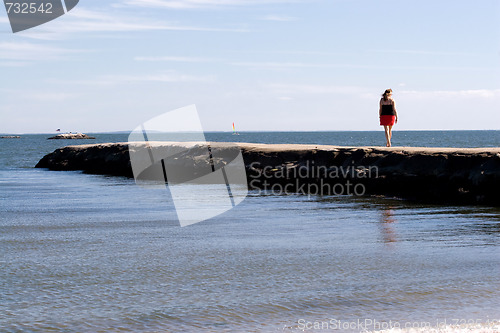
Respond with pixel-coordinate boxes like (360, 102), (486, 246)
(35, 142), (500, 206)
(47, 133), (95, 140)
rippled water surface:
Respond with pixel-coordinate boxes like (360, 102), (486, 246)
(1, 132), (499, 332)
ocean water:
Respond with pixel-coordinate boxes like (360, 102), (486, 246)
(0, 132), (499, 332)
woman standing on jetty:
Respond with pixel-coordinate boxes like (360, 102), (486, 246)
(379, 89), (398, 147)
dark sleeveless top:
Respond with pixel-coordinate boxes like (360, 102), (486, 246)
(380, 100), (395, 116)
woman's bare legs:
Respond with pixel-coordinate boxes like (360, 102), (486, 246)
(384, 125), (391, 147)
(388, 125), (393, 145)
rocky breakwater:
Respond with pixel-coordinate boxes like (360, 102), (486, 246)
(35, 142), (500, 206)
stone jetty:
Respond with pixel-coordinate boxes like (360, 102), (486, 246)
(35, 142), (500, 206)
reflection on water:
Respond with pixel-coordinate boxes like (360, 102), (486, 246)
(380, 206), (397, 245)
(1, 132), (500, 332)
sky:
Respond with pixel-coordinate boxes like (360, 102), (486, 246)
(0, 0), (499, 134)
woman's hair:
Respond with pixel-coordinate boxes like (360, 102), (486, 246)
(382, 89), (393, 100)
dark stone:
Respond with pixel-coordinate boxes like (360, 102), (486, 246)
(35, 142), (500, 206)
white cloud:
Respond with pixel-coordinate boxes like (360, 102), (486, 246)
(64, 8), (236, 32)
(259, 15), (298, 22)
(264, 85), (500, 101)
(28, 92), (79, 102)
(47, 71), (216, 86)
(370, 49), (478, 56)
(231, 61), (351, 69)
(231, 60), (495, 72)
(0, 61), (29, 67)
(400, 89), (500, 99)
(111, 72), (216, 83)
(119, 0), (304, 9)
(0, 41), (81, 63)
(12, 7), (247, 40)
(134, 56), (218, 62)
(267, 84), (368, 95)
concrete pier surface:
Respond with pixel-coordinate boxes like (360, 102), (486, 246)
(35, 142), (500, 206)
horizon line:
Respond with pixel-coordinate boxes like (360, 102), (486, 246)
(2, 129), (500, 135)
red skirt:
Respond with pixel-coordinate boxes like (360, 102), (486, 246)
(380, 115), (396, 126)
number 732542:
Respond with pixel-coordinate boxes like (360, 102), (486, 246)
(5, 2), (53, 14)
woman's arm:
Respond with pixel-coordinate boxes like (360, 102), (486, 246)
(392, 100), (398, 123)
(379, 99), (382, 117)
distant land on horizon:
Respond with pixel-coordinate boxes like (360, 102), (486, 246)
(2, 129), (500, 136)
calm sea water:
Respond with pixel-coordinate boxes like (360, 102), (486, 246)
(1, 132), (499, 332)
